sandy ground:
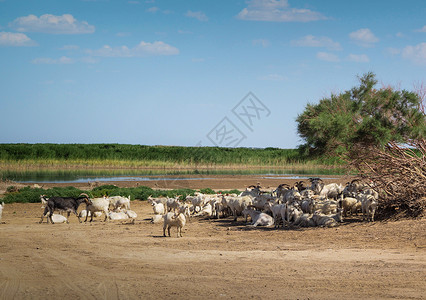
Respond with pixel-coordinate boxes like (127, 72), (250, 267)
(0, 175), (425, 299)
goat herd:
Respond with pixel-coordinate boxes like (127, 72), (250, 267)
(28, 178), (378, 238)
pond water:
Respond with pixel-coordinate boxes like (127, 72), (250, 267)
(0, 168), (346, 183)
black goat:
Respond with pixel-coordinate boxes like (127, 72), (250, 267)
(39, 194), (91, 224)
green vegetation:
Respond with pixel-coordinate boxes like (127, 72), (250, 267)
(0, 143), (315, 168)
(1, 185), (240, 204)
(297, 72), (426, 157)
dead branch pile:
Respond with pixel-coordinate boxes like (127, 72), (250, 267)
(350, 139), (426, 218)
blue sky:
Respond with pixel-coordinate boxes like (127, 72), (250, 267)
(0, 0), (425, 148)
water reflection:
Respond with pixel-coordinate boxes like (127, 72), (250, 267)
(0, 168), (346, 183)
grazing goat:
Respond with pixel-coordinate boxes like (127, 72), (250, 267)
(40, 194), (91, 224)
(163, 207), (187, 238)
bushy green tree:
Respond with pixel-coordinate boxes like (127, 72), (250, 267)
(297, 72), (426, 156)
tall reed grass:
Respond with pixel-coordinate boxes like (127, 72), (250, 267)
(0, 144), (316, 168)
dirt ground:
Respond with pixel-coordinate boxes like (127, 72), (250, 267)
(0, 175), (425, 300)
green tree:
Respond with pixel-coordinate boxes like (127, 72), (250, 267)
(296, 72), (426, 157)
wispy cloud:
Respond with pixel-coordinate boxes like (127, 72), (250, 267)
(9, 14), (95, 34)
(291, 35), (341, 51)
(252, 39), (270, 47)
(185, 10), (208, 21)
(317, 52), (339, 62)
(415, 25), (426, 33)
(349, 28), (379, 47)
(402, 43), (426, 65)
(237, 0), (327, 22)
(86, 41), (179, 57)
(146, 7), (159, 13)
(347, 54), (369, 63)
(0, 31), (36, 46)
(32, 56), (74, 64)
(178, 29), (192, 34)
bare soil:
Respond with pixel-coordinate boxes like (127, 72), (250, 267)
(0, 175), (425, 300)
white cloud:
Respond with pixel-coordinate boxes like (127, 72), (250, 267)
(146, 7), (159, 13)
(317, 52), (339, 62)
(402, 43), (426, 65)
(291, 35), (341, 50)
(347, 54), (369, 63)
(185, 10), (208, 21)
(252, 39), (270, 47)
(9, 14), (95, 34)
(32, 56), (74, 64)
(237, 0), (327, 22)
(258, 73), (287, 81)
(415, 25), (426, 32)
(0, 31), (36, 46)
(349, 28), (379, 47)
(87, 41), (179, 57)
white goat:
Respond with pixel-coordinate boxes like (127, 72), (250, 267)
(50, 214), (68, 224)
(163, 207), (187, 238)
(340, 197), (359, 217)
(186, 193), (207, 213)
(124, 209), (137, 219)
(151, 201), (165, 215)
(151, 214), (164, 224)
(148, 196), (168, 207)
(109, 195), (131, 211)
(360, 194), (378, 222)
(166, 196), (181, 212)
(312, 209), (343, 227)
(194, 202), (213, 217)
(39, 212), (68, 224)
(265, 202), (285, 228)
(225, 195), (253, 222)
(85, 197), (110, 222)
(319, 183), (344, 200)
(108, 211), (129, 221)
(79, 209), (103, 219)
(241, 208), (274, 227)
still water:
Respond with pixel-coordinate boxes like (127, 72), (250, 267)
(0, 168), (345, 183)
